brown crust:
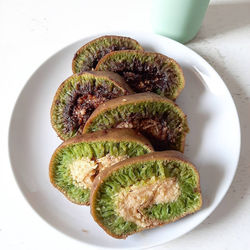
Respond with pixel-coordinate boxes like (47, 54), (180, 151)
(86, 71), (134, 94)
(83, 92), (188, 152)
(49, 128), (154, 205)
(72, 36), (144, 73)
(95, 50), (185, 100)
(90, 150), (202, 239)
(50, 71), (134, 141)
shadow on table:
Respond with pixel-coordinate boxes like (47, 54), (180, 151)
(194, 1), (250, 41)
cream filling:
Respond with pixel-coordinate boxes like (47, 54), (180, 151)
(69, 157), (97, 188)
(116, 122), (133, 129)
(97, 154), (128, 172)
(115, 177), (180, 227)
(69, 154), (128, 189)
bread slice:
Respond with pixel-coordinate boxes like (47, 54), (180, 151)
(50, 71), (133, 140)
(96, 50), (185, 100)
(83, 92), (189, 152)
(90, 150), (202, 238)
(49, 128), (153, 205)
(72, 36), (143, 73)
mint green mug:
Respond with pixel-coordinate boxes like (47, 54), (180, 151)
(151, 0), (210, 44)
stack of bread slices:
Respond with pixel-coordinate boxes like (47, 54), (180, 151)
(49, 35), (202, 239)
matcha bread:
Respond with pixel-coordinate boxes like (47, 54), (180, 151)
(96, 50), (185, 100)
(50, 71), (133, 140)
(90, 151), (202, 238)
(72, 36), (143, 73)
(49, 129), (153, 205)
(83, 92), (189, 152)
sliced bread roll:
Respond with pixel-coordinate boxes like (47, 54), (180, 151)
(50, 71), (133, 140)
(72, 36), (143, 73)
(90, 151), (202, 238)
(96, 50), (185, 100)
(49, 128), (153, 205)
(83, 92), (189, 152)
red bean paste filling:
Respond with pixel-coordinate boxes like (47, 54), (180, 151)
(107, 58), (178, 96)
(116, 112), (183, 151)
(62, 81), (126, 135)
(79, 45), (137, 72)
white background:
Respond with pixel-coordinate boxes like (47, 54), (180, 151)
(1, 0), (250, 249)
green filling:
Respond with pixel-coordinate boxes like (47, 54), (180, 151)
(51, 74), (126, 140)
(51, 141), (151, 204)
(85, 101), (188, 150)
(74, 37), (142, 73)
(94, 160), (201, 236)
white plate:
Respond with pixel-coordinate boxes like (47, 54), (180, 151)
(8, 31), (241, 249)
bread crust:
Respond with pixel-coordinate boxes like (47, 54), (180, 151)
(85, 71), (133, 93)
(90, 150), (202, 238)
(95, 50), (185, 100)
(50, 71), (134, 141)
(49, 128), (154, 205)
(83, 92), (188, 152)
(72, 36), (144, 73)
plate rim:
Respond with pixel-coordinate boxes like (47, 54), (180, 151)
(8, 30), (241, 250)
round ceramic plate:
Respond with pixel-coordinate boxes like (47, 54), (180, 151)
(9, 31), (240, 249)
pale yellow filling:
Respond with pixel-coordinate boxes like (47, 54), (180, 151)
(96, 154), (128, 172)
(69, 158), (97, 188)
(115, 177), (180, 227)
(116, 122), (133, 129)
(69, 154), (128, 189)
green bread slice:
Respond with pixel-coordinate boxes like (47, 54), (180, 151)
(49, 128), (153, 205)
(72, 35), (143, 73)
(90, 151), (202, 239)
(50, 71), (133, 141)
(96, 50), (185, 100)
(83, 92), (189, 152)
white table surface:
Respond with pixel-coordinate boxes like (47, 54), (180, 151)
(1, 0), (250, 249)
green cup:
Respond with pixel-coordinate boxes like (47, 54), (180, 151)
(151, 0), (210, 44)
